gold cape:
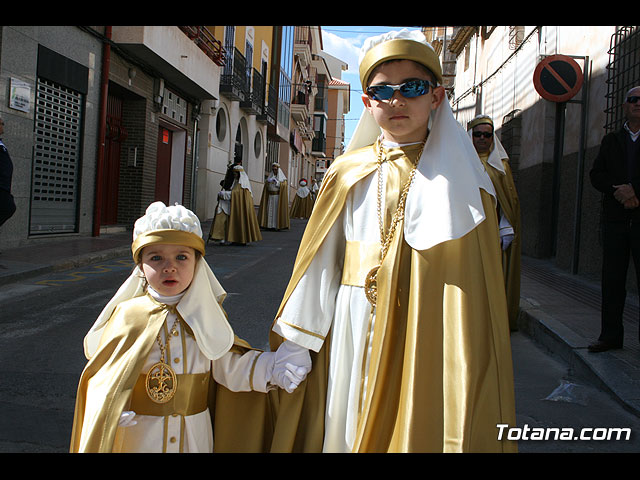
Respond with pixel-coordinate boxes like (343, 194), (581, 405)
(70, 294), (273, 453)
(289, 191), (314, 219)
(208, 200), (228, 242)
(227, 182), (262, 244)
(258, 180), (290, 229)
(268, 143), (517, 452)
(479, 151), (522, 331)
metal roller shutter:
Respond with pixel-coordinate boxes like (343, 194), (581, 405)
(30, 78), (83, 234)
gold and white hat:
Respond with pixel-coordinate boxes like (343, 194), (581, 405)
(84, 202), (234, 361)
(467, 114), (494, 131)
(359, 28), (443, 89)
(345, 30), (496, 252)
(131, 201), (205, 264)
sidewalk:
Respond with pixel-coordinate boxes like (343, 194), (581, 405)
(1, 228), (639, 418)
(518, 256), (640, 417)
(0, 230), (132, 286)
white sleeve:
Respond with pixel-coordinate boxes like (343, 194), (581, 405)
(212, 350), (273, 393)
(499, 211), (514, 237)
(273, 209), (345, 352)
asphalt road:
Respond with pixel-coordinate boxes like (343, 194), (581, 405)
(0, 218), (638, 453)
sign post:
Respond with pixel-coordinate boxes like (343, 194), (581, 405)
(533, 54), (585, 257)
(533, 54), (584, 103)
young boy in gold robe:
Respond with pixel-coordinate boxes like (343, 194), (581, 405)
(70, 202), (309, 452)
(267, 29), (517, 453)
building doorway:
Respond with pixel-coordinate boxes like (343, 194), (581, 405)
(155, 123), (187, 206)
(156, 126), (173, 204)
(101, 93), (127, 225)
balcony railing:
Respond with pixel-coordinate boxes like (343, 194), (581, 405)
(295, 26), (313, 49)
(258, 84), (277, 126)
(240, 68), (265, 115)
(221, 47), (248, 101)
(312, 134), (326, 154)
(178, 26), (226, 66)
(291, 89), (309, 124)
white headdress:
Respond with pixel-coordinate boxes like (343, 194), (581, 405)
(83, 202), (234, 361)
(348, 30), (496, 251)
(268, 164), (287, 183)
(233, 165), (254, 194)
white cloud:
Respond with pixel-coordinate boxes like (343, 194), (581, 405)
(321, 30), (362, 76)
(318, 26), (424, 144)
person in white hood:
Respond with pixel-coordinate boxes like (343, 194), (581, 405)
(70, 202), (310, 452)
(266, 29), (516, 453)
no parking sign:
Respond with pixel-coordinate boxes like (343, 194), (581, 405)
(533, 54), (584, 103)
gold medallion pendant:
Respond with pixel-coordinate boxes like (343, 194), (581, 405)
(364, 265), (380, 306)
(146, 306), (181, 404)
(146, 361), (177, 404)
(365, 139), (425, 308)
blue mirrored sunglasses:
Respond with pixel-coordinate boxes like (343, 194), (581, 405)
(627, 96), (640, 104)
(366, 79), (433, 101)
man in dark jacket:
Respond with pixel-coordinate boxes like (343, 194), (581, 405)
(0, 116), (16, 228)
(589, 86), (640, 352)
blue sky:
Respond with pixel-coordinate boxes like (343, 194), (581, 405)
(320, 26), (423, 148)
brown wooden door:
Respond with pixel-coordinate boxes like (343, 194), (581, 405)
(101, 93), (127, 225)
(155, 126), (172, 204)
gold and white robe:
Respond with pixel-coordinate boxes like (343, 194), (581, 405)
(478, 150), (522, 330)
(70, 259), (273, 453)
(227, 181), (262, 244)
(268, 140), (517, 453)
(289, 184), (314, 219)
(258, 171), (290, 230)
(111, 290), (269, 452)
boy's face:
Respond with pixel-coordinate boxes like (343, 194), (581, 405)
(140, 244), (197, 296)
(362, 60), (445, 144)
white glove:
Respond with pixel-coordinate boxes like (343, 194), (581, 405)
(270, 341), (312, 393)
(118, 411), (137, 428)
(498, 211), (514, 250)
(501, 233), (514, 250)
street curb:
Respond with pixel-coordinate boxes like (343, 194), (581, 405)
(0, 245), (131, 287)
(518, 299), (640, 419)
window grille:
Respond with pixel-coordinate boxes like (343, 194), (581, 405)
(605, 26), (640, 133)
(508, 26), (524, 50)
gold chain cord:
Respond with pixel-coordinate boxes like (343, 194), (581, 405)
(156, 314), (181, 364)
(375, 139), (426, 262)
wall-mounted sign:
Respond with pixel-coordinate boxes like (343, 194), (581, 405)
(9, 77), (31, 113)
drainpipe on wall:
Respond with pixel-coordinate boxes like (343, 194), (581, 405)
(92, 26), (112, 237)
(571, 56), (591, 274)
(191, 104), (199, 213)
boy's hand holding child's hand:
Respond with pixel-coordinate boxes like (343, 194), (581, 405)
(268, 340), (312, 393)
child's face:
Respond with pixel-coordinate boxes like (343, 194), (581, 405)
(362, 60), (445, 144)
(140, 244), (197, 296)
